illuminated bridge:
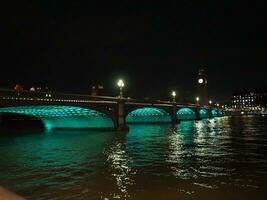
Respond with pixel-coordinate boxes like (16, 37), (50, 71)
(0, 89), (228, 130)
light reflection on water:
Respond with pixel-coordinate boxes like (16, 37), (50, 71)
(0, 116), (267, 199)
(103, 133), (134, 199)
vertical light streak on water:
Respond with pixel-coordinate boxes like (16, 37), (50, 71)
(166, 120), (196, 180)
(102, 132), (134, 199)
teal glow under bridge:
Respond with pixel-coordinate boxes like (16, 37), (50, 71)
(0, 106), (114, 129)
(211, 109), (219, 117)
(199, 108), (209, 119)
(126, 107), (172, 123)
(177, 108), (196, 120)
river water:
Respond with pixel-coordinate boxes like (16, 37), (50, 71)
(0, 116), (267, 200)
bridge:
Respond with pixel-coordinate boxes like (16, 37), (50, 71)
(0, 89), (228, 131)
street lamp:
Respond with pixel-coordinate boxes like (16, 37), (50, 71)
(209, 100), (212, 105)
(171, 91), (176, 102)
(117, 79), (125, 98)
(196, 96), (200, 105)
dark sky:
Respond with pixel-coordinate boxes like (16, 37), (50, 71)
(0, 0), (266, 102)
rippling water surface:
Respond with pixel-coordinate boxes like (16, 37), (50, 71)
(1, 116), (267, 199)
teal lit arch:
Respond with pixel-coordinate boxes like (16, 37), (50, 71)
(177, 108), (196, 120)
(218, 110), (223, 117)
(211, 109), (218, 117)
(199, 108), (209, 118)
(0, 106), (114, 129)
(126, 107), (171, 123)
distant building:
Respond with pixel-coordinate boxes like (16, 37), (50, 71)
(231, 90), (267, 113)
(197, 66), (209, 105)
(34, 86), (50, 92)
(91, 85), (104, 96)
(29, 87), (36, 92)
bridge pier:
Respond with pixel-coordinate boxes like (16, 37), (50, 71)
(172, 105), (179, 124)
(194, 107), (201, 120)
(116, 99), (129, 131)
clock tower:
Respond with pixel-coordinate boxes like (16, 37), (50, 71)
(197, 66), (208, 105)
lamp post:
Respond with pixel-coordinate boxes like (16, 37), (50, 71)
(171, 91), (176, 103)
(209, 100), (212, 105)
(196, 96), (200, 105)
(117, 79), (125, 98)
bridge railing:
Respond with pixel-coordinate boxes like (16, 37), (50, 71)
(0, 89), (120, 102)
(0, 89), (217, 110)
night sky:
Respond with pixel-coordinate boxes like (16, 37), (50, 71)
(1, 0), (266, 102)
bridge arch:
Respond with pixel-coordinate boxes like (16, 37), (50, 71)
(176, 108), (196, 120)
(0, 105), (115, 129)
(211, 109), (218, 117)
(218, 110), (223, 117)
(199, 108), (209, 118)
(125, 107), (172, 123)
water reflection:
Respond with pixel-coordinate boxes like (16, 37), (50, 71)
(103, 132), (134, 199)
(167, 120), (197, 180)
(0, 116), (267, 199)
(126, 125), (168, 168)
(167, 118), (238, 190)
(0, 130), (113, 199)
